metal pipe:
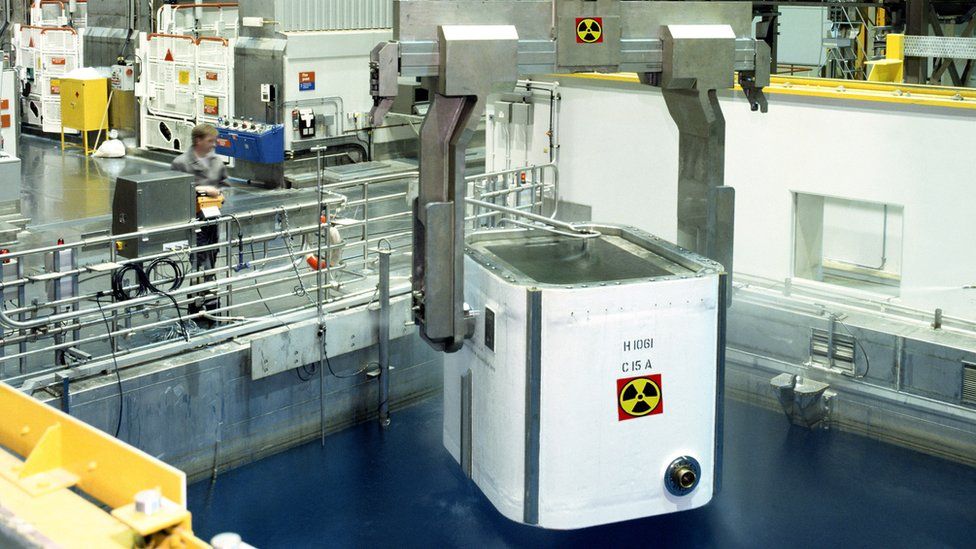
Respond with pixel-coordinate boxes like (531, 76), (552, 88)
(0, 271), (347, 359)
(378, 248), (391, 427)
(0, 256), (313, 330)
(315, 145), (327, 447)
(14, 283), (412, 391)
(827, 314), (837, 369)
(0, 228), (409, 325)
(0, 171), (417, 264)
(464, 198), (600, 238)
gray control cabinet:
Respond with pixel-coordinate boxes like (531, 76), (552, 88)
(112, 171), (195, 259)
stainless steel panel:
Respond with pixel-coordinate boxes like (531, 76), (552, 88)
(395, 0), (752, 40)
(274, 0), (392, 32)
(522, 288), (542, 525)
(234, 38), (286, 124)
(556, 15), (622, 70)
(422, 201), (455, 342)
(111, 171), (195, 259)
(466, 225), (720, 289)
(250, 297), (414, 380)
(0, 157), (20, 205)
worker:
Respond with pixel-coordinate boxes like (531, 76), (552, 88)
(171, 123), (227, 276)
(172, 123), (227, 194)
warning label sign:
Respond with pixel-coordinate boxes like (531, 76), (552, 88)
(617, 374), (663, 421)
(203, 96), (219, 116)
(576, 17), (604, 44)
(49, 79), (61, 95)
(178, 70), (191, 86)
(299, 71), (316, 92)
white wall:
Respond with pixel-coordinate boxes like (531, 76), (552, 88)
(507, 78), (976, 320)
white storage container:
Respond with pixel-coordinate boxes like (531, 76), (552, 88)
(445, 225), (726, 529)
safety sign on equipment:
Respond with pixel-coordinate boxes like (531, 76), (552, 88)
(299, 71), (316, 91)
(617, 374), (663, 421)
(203, 96), (219, 116)
(576, 17), (604, 44)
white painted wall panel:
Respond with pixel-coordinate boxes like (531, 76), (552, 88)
(523, 79), (976, 319)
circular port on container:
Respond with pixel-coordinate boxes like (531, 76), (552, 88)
(665, 456), (702, 496)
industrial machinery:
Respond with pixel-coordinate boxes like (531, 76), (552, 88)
(228, 0), (393, 187)
(215, 117), (285, 164)
(0, 66), (16, 157)
(11, 1), (87, 134)
(369, 0), (769, 527)
(111, 171), (196, 259)
(131, 1), (397, 188)
(135, 3), (237, 155)
(446, 226), (725, 528)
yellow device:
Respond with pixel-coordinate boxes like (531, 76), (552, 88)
(60, 77), (109, 155)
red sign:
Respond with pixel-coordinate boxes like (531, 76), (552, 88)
(164, 49), (175, 62)
(617, 374), (663, 421)
(51, 57), (66, 66)
(206, 71), (219, 81)
(299, 71), (315, 91)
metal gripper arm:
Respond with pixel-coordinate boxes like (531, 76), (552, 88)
(369, 1), (769, 352)
(372, 26), (519, 352)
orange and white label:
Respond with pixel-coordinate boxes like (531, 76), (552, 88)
(203, 96), (219, 116)
(206, 71), (219, 81)
(50, 79), (61, 95)
(51, 57), (66, 66)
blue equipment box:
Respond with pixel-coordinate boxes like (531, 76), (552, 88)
(216, 122), (285, 164)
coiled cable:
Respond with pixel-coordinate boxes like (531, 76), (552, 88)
(110, 258), (189, 341)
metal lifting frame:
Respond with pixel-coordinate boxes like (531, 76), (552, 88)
(370, 0), (770, 352)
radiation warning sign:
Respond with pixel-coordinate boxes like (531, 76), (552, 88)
(617, 374), (663, 421)
(576, 17), (604, 44)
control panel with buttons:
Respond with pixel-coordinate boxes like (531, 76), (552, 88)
(215, 117), (285, 164)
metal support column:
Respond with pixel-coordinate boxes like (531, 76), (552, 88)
(377, 248), (391, 427)
(413, 93), (478, 352)
(905, 0), (930, 83)
(662, 88), (735, 291)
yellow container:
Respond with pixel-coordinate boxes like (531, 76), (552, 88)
(60, 77), (109, 132)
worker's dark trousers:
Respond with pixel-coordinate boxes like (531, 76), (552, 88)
(195, 217), (219, 282)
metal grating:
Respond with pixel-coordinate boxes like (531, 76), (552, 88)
(810, 328), (856, 374)
(903, 36), (976, 60)
(963, 362), (976, 406)
(274, 0), (392, 32)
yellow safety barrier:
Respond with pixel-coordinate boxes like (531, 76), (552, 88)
(0, 382), (209, 548)
(561, 65), (976, 111)
(867, 33), (905, 83)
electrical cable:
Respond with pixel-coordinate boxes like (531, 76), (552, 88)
(110, 258), (189, 341)
(94, 297), (124, 439)
(837, 317), (871, 379)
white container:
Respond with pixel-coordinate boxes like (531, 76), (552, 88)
(445, 225), (726, 529)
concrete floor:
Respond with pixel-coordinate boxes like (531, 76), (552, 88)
(188, 394), (976, 548)
(16, 135), (314, 245)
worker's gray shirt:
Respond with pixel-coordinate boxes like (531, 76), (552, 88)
(171, 150), (228, 187)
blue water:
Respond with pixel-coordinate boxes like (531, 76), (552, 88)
(189, 395), (976, 548)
